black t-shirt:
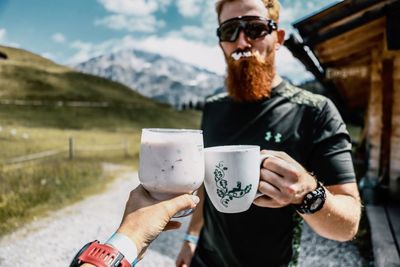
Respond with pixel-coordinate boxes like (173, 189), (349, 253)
(191, 81), (356, 267)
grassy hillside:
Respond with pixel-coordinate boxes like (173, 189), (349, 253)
(0, 45), (201, 130)
(0, 45), (201, 235)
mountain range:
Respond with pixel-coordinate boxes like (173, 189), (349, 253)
(74, 49), (225, 108)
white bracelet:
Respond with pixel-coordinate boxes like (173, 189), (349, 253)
(106, 232), (138, 266)
(184, 234), (199, 245)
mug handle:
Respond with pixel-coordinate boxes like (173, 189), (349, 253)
(255, 153), (275, 199)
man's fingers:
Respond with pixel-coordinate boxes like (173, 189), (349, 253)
(260, 169), (284, 189)
(258, 180), (281, 199)
(261, 152), (302, 181)
(261, 150), (293, 161)
(253, 196), (282, 208)
(163, 194), (200, 217)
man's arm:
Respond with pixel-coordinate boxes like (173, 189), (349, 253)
(175, 185), (205, 267)
(301, 182), (361, 241)
(254, 151), (361, 242)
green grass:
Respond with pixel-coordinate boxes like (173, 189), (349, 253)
(0, 45), (202, 235)
(0, 105), (200, 130)
(0, 158), (106, 235)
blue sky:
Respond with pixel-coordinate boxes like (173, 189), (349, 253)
(0, 0), (340, 83)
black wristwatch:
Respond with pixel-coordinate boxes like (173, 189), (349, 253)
(295, 181), (326, 214)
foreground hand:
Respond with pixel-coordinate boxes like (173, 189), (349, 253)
(253, 150), (317, 208)
(117, 185), (200, 258)
(176, 241), (197, 267)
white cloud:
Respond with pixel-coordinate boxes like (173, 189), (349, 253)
(0, 28), (20, 47)
(52, 33), (66, 43)
(131, 36), (226, 74)
(68, 35), (226, 75)
(167, 25), (217, 44)
(69, 40), (95, 64)
(95, 14), (165, 33)
(276, 46), (313, 83)
(176, 0), (203, 17)
(97, 0), (168, 16)
(169, 1), (218, 45)
(96, 0), (172, 33)
(279, 1), (341, 34)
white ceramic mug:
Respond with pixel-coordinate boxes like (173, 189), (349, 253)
(204, 145), (270, 213)
(139, 128), (204, 213)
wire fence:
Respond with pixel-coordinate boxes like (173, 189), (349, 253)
(0, 137), (130, 172)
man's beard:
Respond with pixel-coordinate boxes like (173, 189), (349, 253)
(225, 50), (275, 102)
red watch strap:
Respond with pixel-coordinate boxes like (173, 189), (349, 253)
(79, 241), (131, 267)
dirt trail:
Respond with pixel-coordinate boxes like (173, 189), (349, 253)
(0, 164), (367, 267)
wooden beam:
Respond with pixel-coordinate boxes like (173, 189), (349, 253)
(315, 20), (385, 63)
(315, 18), (385, 51)
(317, 1), (391, 36)
(294, 0), (385, 37)
(379, 58), (394, 187)
(316, 33), (383, 61)
(387, 206), (400, 252)
(324, 53), (372, 69)
(366, 205), (400, 267)
(365, 50), (383, 181)
(322, 49), (373, 67)
(390, 56), (400, 198)
(303, 3), (389, 47)
(317, 38), (382, 64)
(386, 1), (400, 50)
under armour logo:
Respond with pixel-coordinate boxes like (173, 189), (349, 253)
(265, 131), (272, 141)
(265, 131), (283, 143)
(274, 133), (282, 143)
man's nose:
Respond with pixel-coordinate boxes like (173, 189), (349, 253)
(235, 30), (251, 49)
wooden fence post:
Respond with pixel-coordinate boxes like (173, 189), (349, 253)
(69, 137), (74, 160)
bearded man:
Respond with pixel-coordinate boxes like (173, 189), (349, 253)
(176, 0), (362, 266)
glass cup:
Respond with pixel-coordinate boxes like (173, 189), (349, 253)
(139, 128), (204, 217)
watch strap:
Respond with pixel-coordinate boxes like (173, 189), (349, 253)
(71, 240), (131, 267)
(295, 181), (326, 214)
(106, 233), (138, 266)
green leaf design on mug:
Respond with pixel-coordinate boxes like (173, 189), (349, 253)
(214, 162), (252, 208)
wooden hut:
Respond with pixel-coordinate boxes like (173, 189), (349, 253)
(285, 0), (400, 200)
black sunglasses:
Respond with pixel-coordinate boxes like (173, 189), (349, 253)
(216, 16), (278, 42)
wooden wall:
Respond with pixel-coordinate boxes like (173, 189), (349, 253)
(390, 56), (400, 196)
(365, 50), (383, 183)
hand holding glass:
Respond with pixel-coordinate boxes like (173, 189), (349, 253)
(139, 128), (204, 217)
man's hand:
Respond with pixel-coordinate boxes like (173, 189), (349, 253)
(253, 150), (317, 208)
(176, 241), (197, 267)
(116, 185), (200, 258)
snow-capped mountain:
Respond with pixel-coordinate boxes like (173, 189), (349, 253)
(74, 49), (225, 108)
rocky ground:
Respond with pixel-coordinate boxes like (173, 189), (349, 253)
(0, 164), (370, 267)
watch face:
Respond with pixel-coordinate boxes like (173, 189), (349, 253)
(310, 198), (323, 211)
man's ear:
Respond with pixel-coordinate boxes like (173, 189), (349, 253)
(275, 29), (286, 50)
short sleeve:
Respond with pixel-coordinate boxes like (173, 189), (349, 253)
(307, 99), (356, 186)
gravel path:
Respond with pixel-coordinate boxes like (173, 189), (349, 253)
(0, 164), (368, 267)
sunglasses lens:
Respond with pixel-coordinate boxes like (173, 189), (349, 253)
(219, 21), (240, 42)
(244, 22), (270, 39)
(217, 17), (276, 42)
